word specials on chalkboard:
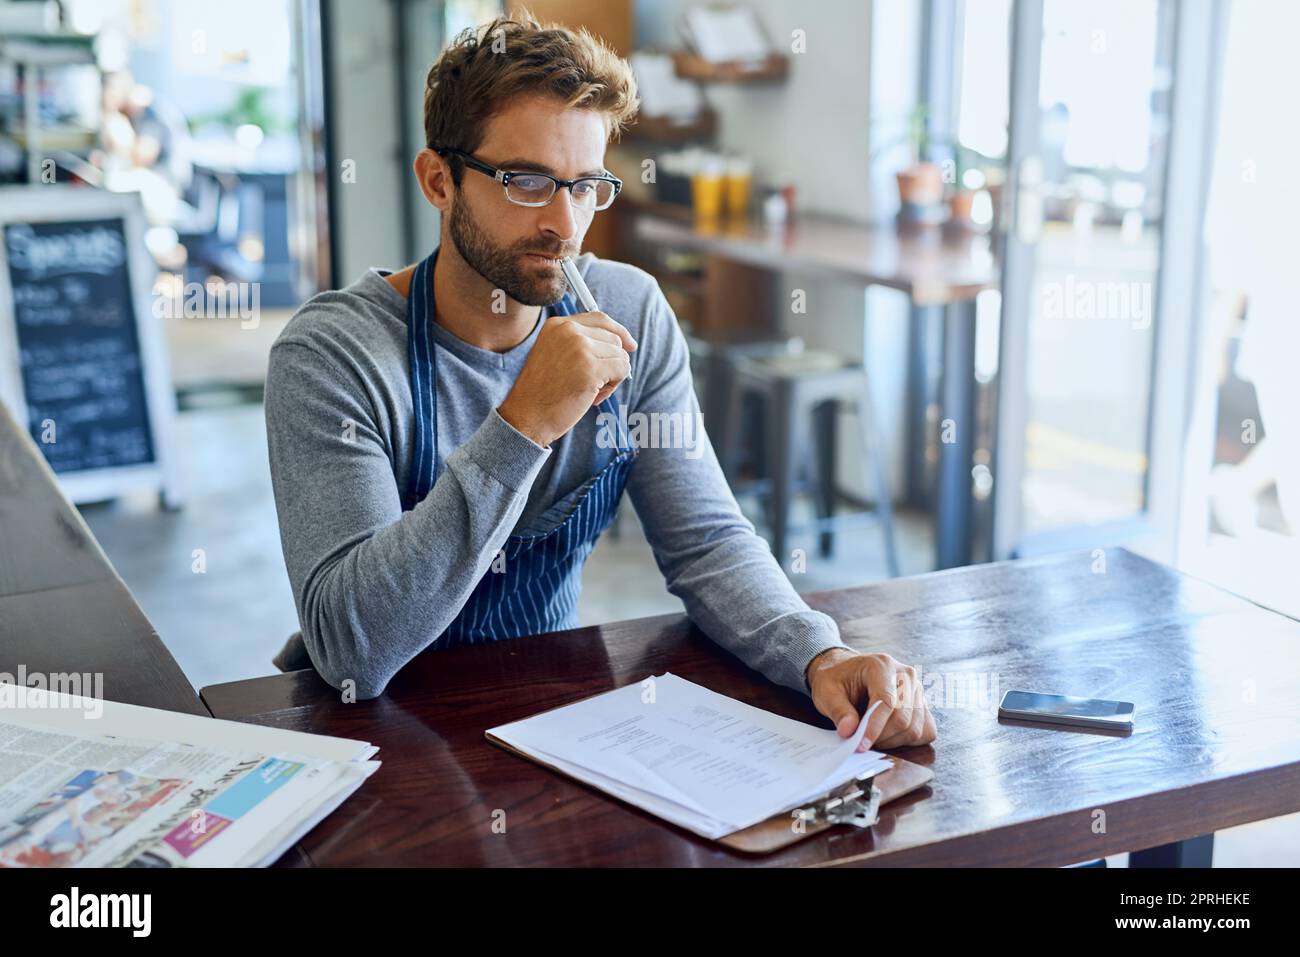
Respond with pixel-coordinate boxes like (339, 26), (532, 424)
(5, 217), (156, 474)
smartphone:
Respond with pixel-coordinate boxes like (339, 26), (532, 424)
(998, 690), (1135, 731)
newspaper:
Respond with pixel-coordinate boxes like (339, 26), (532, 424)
(0, 685), (379, 867)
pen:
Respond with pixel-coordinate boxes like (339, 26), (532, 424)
(562, 256), (632, 383)
(560, 256), (599, 313)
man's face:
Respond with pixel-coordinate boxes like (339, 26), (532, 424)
(446, 94), (608, 306)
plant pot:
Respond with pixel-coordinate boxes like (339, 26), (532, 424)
(896, 162), (944, 208)
(947, 189), (977, 224)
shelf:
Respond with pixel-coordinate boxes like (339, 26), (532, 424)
(671, 51), (788, 84)
(12, 127), (97, 150)
(625, 109), (717, 144)
(643, 261), (705, 298)
(0, 33), (97, 67)
(621, 194), (696, 223)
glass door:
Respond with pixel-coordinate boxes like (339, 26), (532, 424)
(991, 0), (1222, 561)
(1176, 0), (1300, 618)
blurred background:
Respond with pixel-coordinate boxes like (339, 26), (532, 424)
(0, 0), (1296, 861)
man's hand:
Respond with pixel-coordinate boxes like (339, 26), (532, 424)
(806, 647), (937, 751)
(497, 311), (637, 448)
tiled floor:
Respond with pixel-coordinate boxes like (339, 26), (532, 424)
(78, 402), (1300, 866)
(79, 402), (301, 690)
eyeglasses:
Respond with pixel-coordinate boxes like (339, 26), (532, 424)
(432, 145), (622, 211)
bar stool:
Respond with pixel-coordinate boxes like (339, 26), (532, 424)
(718, 347), (900, 577)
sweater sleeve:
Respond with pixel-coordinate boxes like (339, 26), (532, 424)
(622, 284), (850, 694)
(264, 338), (550, 699)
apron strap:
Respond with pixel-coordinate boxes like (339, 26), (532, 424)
(407, 254), (438, 507)
(548, 290), (580, 316)
(405, 247), (582, 508)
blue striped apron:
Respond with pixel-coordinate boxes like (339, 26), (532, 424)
(403, 248), (636, 647)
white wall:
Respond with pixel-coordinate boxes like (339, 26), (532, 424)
(639, 0), (876, 219)
(638, 0), (923, 501)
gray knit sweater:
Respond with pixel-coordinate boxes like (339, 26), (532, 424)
(263, 252), (847, 698)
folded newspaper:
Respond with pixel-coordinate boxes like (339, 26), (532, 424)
(0, 685), (379, 867)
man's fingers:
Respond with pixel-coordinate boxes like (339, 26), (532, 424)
(818, 680), (861, 739)
(592, 373), (627, 406)
(592, 354), (631, 390)
(861, 662), (898, 748)
(863, 704), (895, 748)
(570, 312), (637, 353)
(872, 711), (911, 749)
(582, 338), (627, 360)
(570, 323), (624, 349)
(905, 675), (928, 741)
(882, 685), (920, 747)
(879, 671), (918, 743)
(876, 672), (931, 749)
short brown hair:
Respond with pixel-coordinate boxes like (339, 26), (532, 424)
(423, 7), (639, 185)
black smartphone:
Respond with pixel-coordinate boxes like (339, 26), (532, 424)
(998, 690), (1135, 731)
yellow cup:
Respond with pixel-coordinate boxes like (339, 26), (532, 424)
(724, 159), (753, 219)
(691, 170), (725, 220)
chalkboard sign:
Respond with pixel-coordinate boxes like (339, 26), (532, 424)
(5, 217), (155, 472)
(0, 188), (181, 507)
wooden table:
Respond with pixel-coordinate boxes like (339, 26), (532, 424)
(633, 210), (1001, 569)
(0, 399), (323, 867)
(634, 211), (999, 306)
(200, 548), (1300, 866)
(0, 399), (206, 716)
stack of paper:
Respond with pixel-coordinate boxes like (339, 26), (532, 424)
(488, 673), (892, 839)
(0, 685), (379, 867)
(629, 53), (706, 120)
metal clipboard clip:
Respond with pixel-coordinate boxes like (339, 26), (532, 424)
(793, 770), (885, 830)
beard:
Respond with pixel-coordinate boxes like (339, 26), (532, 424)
(448, 193), (572, 307)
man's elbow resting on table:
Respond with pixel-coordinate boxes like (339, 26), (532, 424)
(304, 639), (391, 702)
(298, 591), (394, 701)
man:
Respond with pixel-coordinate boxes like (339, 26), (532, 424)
(265, 12), (935, 752)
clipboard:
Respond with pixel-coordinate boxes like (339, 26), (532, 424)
(718, 753), (933, 853)
(486, 730), (933, 856)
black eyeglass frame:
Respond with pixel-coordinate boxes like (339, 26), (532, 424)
(432, 145), (623, 211)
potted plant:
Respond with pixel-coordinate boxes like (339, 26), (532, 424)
(894, 107), (946, 210)
(895, 105), (944, 207)
(873, 105), (945, 214)
(943, 143), (1004, 232)
(945, 143), (979, 226)
(874, 109), (1008, 227)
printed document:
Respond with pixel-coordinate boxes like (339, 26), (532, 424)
(488, 673), (892, 839)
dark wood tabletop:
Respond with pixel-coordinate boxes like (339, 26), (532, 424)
(0, 400), (207, 717)
(633, 209), (1000, 306)
(200, 547), (1300, 867)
